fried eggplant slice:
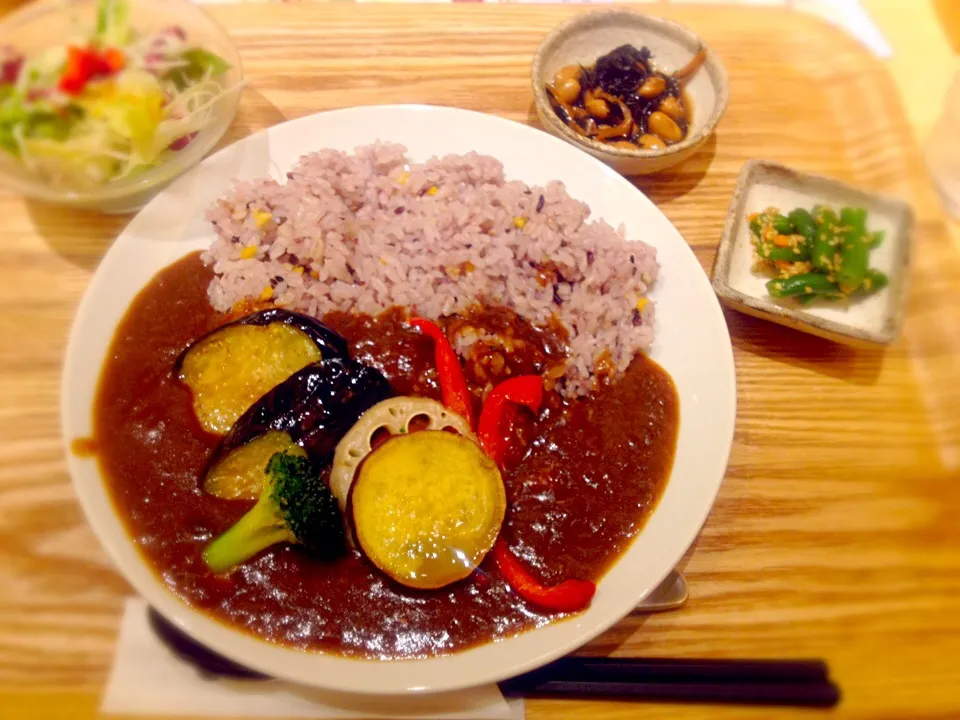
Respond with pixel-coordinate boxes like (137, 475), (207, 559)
(176, 310), (349, 435)
(203, 358), (390, 499)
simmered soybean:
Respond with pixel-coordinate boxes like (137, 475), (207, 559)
(546, 44), (703, 150)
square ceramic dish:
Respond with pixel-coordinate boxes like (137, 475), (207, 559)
(712, 160), (914, 346)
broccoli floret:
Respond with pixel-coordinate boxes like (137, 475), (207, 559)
(203, 452), (345, 573)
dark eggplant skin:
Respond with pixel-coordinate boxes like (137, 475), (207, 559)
(174, 309), (348, 374)
(207, 358), (391, 473)
(237, 309), (348, 359)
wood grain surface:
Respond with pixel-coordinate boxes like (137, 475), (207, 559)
(1, 4), (959, 720)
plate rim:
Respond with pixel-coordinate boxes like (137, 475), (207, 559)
(61, 103), (737, 695)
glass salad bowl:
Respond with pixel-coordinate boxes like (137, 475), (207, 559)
(0, 0), (243, 213)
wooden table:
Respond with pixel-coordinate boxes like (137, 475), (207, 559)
(862, 0), (960, 251)
(2, 3), (959, 720)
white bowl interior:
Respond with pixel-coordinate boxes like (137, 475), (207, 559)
(62, 105), (736, 695)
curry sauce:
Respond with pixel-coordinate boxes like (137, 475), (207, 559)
(91, 251), (679, 658)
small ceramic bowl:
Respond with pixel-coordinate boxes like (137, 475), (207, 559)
(712, 160), (914, 347)
(531, 10), (728, 176)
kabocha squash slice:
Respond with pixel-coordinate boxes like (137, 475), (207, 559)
(329, 396), (475, 511)
(352, 430), (505, 590)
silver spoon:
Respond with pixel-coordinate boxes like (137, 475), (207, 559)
(634, 570), (688, 613)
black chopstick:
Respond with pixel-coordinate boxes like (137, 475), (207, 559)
(147, 609), (269, 681)
(510, 656), (831, 684)
(499, 657), (841, 708)
(148, 608), (841, 708)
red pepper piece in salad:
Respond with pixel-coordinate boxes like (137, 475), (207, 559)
(477, 375), (542, 467)
(493, 540), (596, 613)
(408, 316), (475, 427)
(103, 48), (126, 73)
(58, 46), (123, 95)
(59, 47), (99, 95)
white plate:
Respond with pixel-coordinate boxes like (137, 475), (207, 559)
(62, 105), (736, 695)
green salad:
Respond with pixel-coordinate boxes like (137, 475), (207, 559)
(0, 0), (239, 189)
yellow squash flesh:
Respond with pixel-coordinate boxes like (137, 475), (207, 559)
(352, 431), (506, 590)
(330, 396), (476, 512)
(179, 323), (321, 435)
(203, 431), (306, 500)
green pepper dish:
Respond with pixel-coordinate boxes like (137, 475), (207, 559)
(747, 204), (889, 306)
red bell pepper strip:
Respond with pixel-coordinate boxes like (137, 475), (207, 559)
(103, 48), (126, 73)
(408, 316), (474, 427)
(493, 539), (596, 613)
(59, 47), (91, 95)
(58, 45), (121, 95)
(477, 375), (542, 467)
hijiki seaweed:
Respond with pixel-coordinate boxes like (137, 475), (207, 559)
(547, 44), (706, 150)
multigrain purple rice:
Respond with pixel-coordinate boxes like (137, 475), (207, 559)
(203, 143), (658, 397)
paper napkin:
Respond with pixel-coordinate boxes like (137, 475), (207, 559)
(102, 598), (524, 719)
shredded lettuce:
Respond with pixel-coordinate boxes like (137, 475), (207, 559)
(0, 96), (27, 154)
(26, 107), (82, 141)
(21, 124), (121, 188)
(0, 92), (81, 155)
(77, 70), (166, 161)
(15, 46), (65, 96)
(95, 0), (131, 48)
(166, 49), (231, 91)
(152, 78), (227, 154)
